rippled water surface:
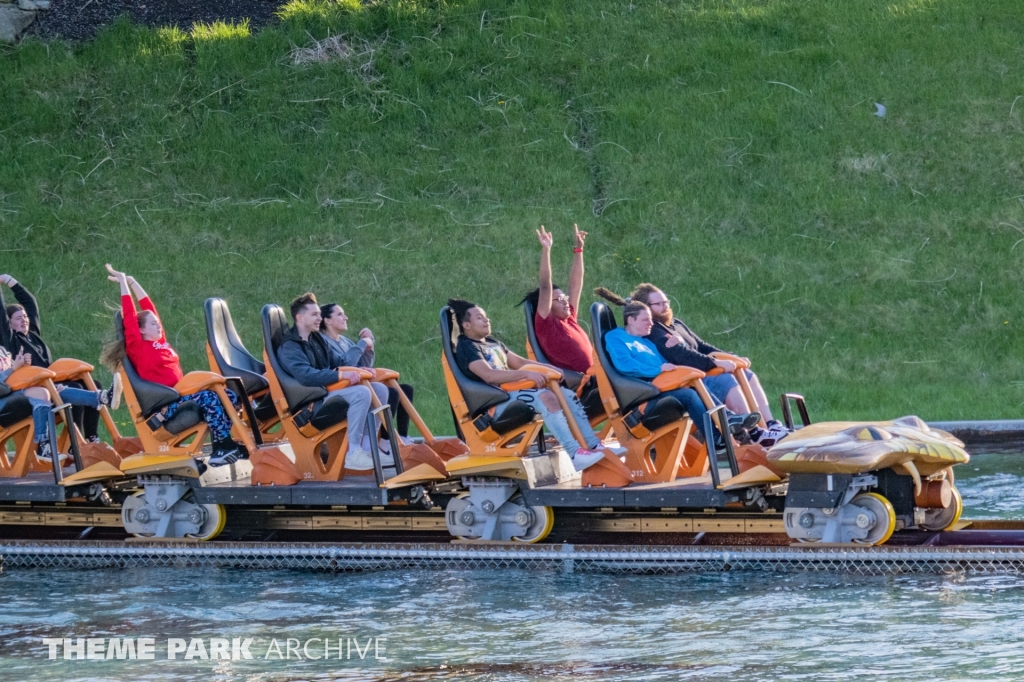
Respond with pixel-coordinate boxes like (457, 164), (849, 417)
(1, 453), (1023, 681)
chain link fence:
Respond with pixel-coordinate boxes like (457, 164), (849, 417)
(3, 541), (1024, 574)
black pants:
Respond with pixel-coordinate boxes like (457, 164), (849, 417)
(64, 379), (101, 440)
(385, 383), (414, 437)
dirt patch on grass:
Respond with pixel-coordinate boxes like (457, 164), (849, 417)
(29, 0), (289, 42)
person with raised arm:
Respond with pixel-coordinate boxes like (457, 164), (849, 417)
(0, 274), (121, 442)
(519, 225), (595, 376)
(319, 302), (416, 442)
(448, 298), (604, 471)
(103, 264), (246, 466)
(279, 293), (388, 471)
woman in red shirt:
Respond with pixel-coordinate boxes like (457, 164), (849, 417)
(104, 265), (244, 466)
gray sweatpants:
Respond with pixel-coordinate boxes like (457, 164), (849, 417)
(326, 382), (389, 454)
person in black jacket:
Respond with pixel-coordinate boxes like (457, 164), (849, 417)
(278, 293), (388, 471)
(0, 274), (120, 443)
(595, 284), (788, 446)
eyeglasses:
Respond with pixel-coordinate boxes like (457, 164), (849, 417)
(554, 294), (570, 304)
(648, 300), (669, 308)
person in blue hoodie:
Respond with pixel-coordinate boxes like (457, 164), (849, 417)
(602, 299), (758, 446)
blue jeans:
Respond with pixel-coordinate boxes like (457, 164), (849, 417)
(702, 370), (754, 405)
(56, 386), (100, 410)
(496, 386), (600, 458)
(653, 387), (715, 442)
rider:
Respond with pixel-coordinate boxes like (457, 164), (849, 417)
(597, 283), (787, 446)
(103, 265), (246, 466)
(279, 293), (389, 470)
(603, 299), (731, 445)
(319, 301), (415, 443)
(519, 225), (594, 375)
(448, 298), (604, 471)
(0, 274), (121, 443)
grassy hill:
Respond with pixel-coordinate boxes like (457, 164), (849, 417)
(2, 0), (1023, 435)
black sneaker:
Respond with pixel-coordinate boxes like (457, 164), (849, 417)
(98, 373), (123, 411)
(209, 444), (244, 467)
(726, 411), (761, 435)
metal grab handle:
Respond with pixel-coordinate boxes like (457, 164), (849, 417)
(780, 393), (811, 431)
(367, 404), (404, 487)
(46, 403), (82, 484)
(703, 404), (739, 489)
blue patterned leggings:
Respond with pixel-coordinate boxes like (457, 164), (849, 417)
(163, 389), (237, 441)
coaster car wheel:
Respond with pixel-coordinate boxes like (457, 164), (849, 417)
(122, 490), (155, 538)
(511, 499), (554, 544)
(446, 492), (477, 541)
(850, 492), (897, 546)
(920, 486), (963, 532)
(186, 503), (227, 541)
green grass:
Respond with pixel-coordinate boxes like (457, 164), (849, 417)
(2, 0), (1024, 436)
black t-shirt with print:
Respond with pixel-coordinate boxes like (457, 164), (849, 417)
(455, 334), (510, 384)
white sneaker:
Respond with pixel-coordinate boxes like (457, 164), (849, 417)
(603, 444), (627, 457)
(753, 424), (789, 448)
(345, 447), (374, 470)
(570, 448), (604, 472)
(358, 434), (395, 466)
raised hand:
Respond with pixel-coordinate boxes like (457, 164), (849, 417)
(573, 224), (587, 249)
(536, 225), (553, 250)
(105, 263), (126, 283)
(0, 274), (11, 286)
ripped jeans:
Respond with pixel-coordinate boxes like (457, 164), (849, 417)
(496, 386), (600, 458)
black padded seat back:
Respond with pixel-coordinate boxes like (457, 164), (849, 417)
(310, 395), (350, 431)
(589, 302), (660, 413)
(440, 306), (510, 418)
(0, 393), (33, 429)
(522, 299), (550, 365)
(204, 297), (269, 395)
(261, 304), (327, 413)
(522, 299), (586, 390)
(490, 400), (537, 435)
(114, 312), (182, 417)
(163, 401), (204, 435)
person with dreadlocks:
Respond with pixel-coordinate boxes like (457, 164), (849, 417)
(595, 284), (788, 447)
(447, 298), (605, 472)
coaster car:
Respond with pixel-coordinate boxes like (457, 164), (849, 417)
(768, 416), (969, 545)
(204, 297), (283, 442)
(589, 302), (709, 482)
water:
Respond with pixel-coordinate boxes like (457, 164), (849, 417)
(1, 454), (1023, 681)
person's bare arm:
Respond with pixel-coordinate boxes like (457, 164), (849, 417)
(468, 359), (546, 388)
(126, 275), (148, 302)
(536, 226), (553, 319)
(106, 264), (131, 297)
(568, 224), (586, 313)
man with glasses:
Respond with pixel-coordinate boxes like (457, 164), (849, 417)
(641, 285), (789, 446)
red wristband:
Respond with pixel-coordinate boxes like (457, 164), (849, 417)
(573, 247), (583, 253)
